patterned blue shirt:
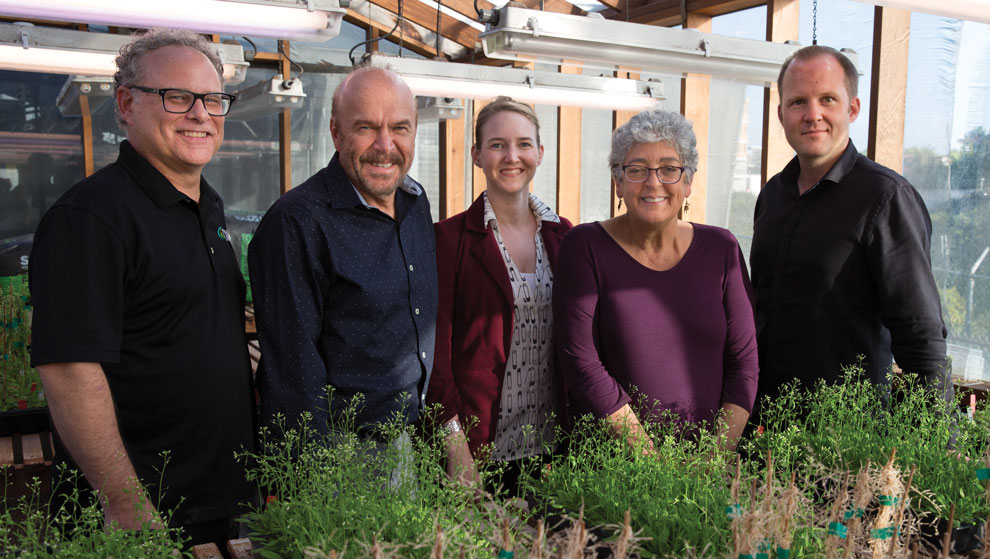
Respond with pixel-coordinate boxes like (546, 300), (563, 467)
(248, 153), (438, 437)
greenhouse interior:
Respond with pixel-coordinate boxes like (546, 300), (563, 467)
(2, 0), (990, 557)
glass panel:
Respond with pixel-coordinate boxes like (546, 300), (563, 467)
(902, 14), (990, 380)
(532, 103), (558, 210)
(709, 6), (766, 260)
(0, 70), (110, 276)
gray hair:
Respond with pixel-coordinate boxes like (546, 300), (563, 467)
(608, 110), (698, 183)
(114, 28), (224, 126)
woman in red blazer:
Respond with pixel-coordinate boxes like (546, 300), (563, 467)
(429, 97), (572, 495)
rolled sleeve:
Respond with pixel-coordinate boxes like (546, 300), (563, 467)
(867, 184), (951, 390)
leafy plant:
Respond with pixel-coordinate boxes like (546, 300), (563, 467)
(241, 396), (517, 559)
(0, 467), (187, 558)
(0, 276), (44, 412)
(533, 411), (822, 558)
(746, 364), (990, 526)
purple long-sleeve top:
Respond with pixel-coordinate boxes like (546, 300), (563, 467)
(552, 222), (759, 428)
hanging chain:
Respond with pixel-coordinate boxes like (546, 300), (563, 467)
(398, 0), (405, 57)
(812, 0), (818, 45)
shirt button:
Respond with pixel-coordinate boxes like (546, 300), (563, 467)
(414, 308), (420, 315)
(421, 351), (427, 359)
(210, 247), (215, 254)
(409, 264), (414, 271)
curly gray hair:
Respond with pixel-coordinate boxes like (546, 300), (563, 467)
(114, 28), (224, 126)
(608, 110), (698, 183)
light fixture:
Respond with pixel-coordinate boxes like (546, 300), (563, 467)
(849, 0), (990, 24)
(226, 77), (307, 121)
(0, 23), (249, 85)
(367, 54), (664, 112)
(0, 0), (346, 42)
(479, 6), (804, 86)
(416, 96), (464, 121)
(56, 75), (115, 116)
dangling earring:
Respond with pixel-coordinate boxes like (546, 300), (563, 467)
(617, 198), (623, 210)
(683, 199), (691, 212)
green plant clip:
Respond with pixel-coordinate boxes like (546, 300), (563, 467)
(498, 551), (514, 559)
(776, 547), (791, 559)
(827, 521), (847, 538)
(877, 495), (899, 506)
(726, 503), (743, 519)
(843, 507), (865, 520)
(976, 468), (990, 481)
(870, 526), (898, 539)
(738, 555), (754, 559)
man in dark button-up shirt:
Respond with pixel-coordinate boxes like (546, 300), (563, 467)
(751, 46), (951, 417)
(249, 66), (438, 438)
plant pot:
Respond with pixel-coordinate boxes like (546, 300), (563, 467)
(917, 513), (984, 554)
(0, 406), (49, 437)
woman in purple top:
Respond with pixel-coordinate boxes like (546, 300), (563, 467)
(552, 110), (758, 451)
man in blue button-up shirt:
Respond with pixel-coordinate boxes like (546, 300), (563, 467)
(249, 66), (438, 438)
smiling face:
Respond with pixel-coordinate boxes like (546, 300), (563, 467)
(778, 53), (861, 172)
(116, 45), (224, 190)
(472, 110), (544, 197)
(616, 141), (690, 229)
(330, 69), (417, 207)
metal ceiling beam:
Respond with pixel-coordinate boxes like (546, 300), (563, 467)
(480, 6), (803, 85)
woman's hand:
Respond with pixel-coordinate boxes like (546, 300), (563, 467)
(443, 416), (481, 486)
(608, 404), (655, 456)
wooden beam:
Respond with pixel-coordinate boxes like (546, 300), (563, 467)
(515, 0), (587, 16)
(344, 12), (443, 58)
(612, 68), (640, 217)
(439, 112), (467, 219)
(557, 62), (583, 223)
(761, 0), (799, 186)
(619, 0), (763, 26)
(868, 5), (910, 173)
(79, 94), (95, 177)
(366, 25), (380, 53)
(367, 0), (481, 49)
(278, 40), (293, 194)
(680, 13), (710, 224)
(426, 0), (586, 21)
(471, 100), (486, 201)
(596, 0), (623, 11)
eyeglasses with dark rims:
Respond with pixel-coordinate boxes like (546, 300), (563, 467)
(620, 164), (687, 184)
(130, 86), (236, 117)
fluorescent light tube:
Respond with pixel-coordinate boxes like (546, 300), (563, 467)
(0, 0), (345, 41)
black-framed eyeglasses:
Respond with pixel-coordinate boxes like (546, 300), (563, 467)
(620, 164), (687, 184)
(130, 86), (236, 116)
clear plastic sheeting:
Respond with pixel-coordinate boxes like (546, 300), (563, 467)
(903, 15), (990, 381)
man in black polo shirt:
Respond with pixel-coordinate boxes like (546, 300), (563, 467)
(249, 66), (437, 439)
(29, 29), (255, 547)
(750, 45), (952, 418)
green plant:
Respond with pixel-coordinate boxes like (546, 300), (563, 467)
(746, 365), (990, 526)
(0, 467), (187, 558)
(241, 396), (517, 559)
(0, 276), (44, 411)
(534, 411), (822, 558)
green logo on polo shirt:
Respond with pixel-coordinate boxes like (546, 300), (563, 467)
(217, 227), (231, 242)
